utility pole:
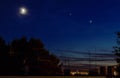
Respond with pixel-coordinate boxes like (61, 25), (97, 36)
(88, 50), (91, 75)
(88, 19), (93, 75)
(94, 48), (99, 75)
(68, 57), (70, 69)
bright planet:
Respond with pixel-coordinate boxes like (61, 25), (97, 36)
(19, 7), (28, 15)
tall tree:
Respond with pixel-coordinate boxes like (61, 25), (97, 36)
(10, 37), (28, 75)
(113, 32), (120, 77)
(27, 38), (62, 75)
(10, 37), (63, 75)
(0, 37), (9, 75)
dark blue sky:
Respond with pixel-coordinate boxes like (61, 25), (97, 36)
(0, 0), (120, 56)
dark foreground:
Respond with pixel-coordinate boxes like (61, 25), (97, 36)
(0, 76), (110, 78)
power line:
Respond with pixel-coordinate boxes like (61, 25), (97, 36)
(49, 49), (113, 55)
(60, 56), (115, 62)
(48, 49), (116, 66)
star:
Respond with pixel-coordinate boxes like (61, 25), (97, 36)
(89, 20), (93, 24)
(69, 12), (72, 16)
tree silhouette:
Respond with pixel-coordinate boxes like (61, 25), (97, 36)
(113, 32), (120, 77)
(27, 38), (62, 75)
(0, 37), (9, 75)
(10, 37), (28, 75)
(9, 37), (62, 75)
(0, 36), (62, 75)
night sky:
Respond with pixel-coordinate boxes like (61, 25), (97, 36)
(0, 0), (120, 65)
